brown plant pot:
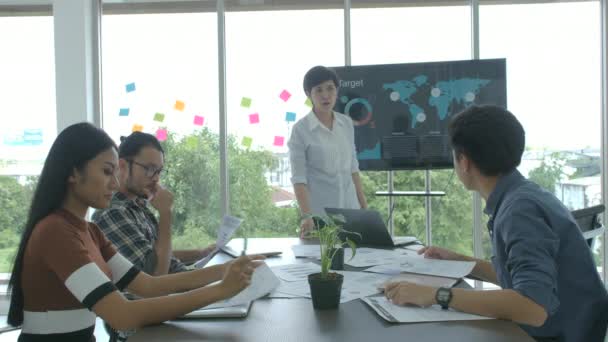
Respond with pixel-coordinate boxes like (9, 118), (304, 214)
(307, 272), (344, 310)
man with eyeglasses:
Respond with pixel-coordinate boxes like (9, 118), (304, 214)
(93, 132), (215, 277)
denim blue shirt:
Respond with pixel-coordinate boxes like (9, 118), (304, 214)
(485, 170), (608, 341)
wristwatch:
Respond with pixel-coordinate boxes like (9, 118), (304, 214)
(435, 287), (453, 310)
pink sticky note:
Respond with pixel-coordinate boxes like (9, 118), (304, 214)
(279, 89), (291, 102)
(193, 115), (204, 126)
(156, 129), (167, 141)
(249, 113), (260, 124)
(273, 136), (284, 147)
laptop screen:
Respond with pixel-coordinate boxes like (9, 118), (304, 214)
(324, 208), (395, 247)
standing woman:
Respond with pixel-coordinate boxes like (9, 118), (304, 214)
(7, 122), (262, 341)
(288, 66), (368, 237)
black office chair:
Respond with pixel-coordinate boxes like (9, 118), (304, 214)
(571, 204), (605, 249)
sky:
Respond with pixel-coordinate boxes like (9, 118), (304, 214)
(0, 2), (602, 169)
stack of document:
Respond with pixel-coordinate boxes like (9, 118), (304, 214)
(268, 263), (391, 304)
(364, 255), (475, 279)
(193, 215), (242, 269)
(291, 245), (422, 268)
(363, 296), (492, 323)
(204, 263), (280, 309)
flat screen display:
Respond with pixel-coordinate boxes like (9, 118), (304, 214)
(332, 58), (507, 170)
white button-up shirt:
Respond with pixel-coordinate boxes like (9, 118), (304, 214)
(288, 110), (360, 216)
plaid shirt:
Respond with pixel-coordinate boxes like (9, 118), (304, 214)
(92, 192), (187, 274)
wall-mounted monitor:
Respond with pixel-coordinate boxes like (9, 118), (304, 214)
(332, 58), (507, 171)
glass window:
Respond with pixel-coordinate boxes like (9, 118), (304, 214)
(351, 4), (473, 253)
(101, 13), (221, 249)
(225, 9), (344, 237)
(0, 16), (56, 273)
(480, 1), (603, 274)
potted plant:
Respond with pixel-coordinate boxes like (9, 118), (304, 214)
(306, 214), (359, 310)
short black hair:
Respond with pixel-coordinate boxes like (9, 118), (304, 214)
(118, 131), (164, 159)
(303, 66), (339, 95)
(448, 105), (525, 176)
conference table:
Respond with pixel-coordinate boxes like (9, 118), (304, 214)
(130, 238), (534, 342)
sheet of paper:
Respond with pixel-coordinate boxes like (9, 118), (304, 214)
(344, 248), (419, 268)
(274, 271), (389, 304)
(273, 279), (311, 298)
(402, 244), (425, 253)
(364, 255), (475, 279)
(193, 215), (242, 269)
(267, 289), (302, 299)
(292, 246), (421, 268)
(291, 245), (321, 259)
(378, 273), (459, 290)
(335, 271), (390, 303)
(363, 296), (493, 323)
(271, 263), (321, 282)
(204, 263), (279, 309)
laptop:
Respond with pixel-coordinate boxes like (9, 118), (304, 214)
(177, 301), (253, 319)
(324, 208), (419, 248)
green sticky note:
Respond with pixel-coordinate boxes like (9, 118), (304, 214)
(304, 98), (313, 108)
(241, 136), (252, 148)
(154, 113), (165, 122)
(241, 97), (252, 108)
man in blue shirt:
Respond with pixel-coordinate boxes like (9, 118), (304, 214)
(384, 105), (608, 341)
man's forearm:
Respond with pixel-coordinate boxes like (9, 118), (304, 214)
(458, 255), (498, 284)
(449, 288), (547, 327)
(153, 211), (172, 275)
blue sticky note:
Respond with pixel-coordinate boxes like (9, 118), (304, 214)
(126, 82), (136, 93)
(119, 108), (129, 116)
(285, 112), (296, 122)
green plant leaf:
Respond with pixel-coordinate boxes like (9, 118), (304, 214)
(345, 237), (357, 261)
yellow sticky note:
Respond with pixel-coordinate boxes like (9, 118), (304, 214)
(175, 100), (185, 111)
(132, 124), (143, 132)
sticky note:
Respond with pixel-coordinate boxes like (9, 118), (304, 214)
(305, 98), (313, 108)
(156, 129), (167, 141)
(242, 136), (253, 148)
(119, 108), (129, 116)
(273, 136), (284, 147)
(132, 124), (143, 132)
(241, 97), (252, 108)
(249, 113), (260, 124)
(279, 90), (291, 102)
(174, 100), (185, 111)
(126, 83), (136, 93)
(285, 112), (296, 122)
(153, 113), (165, 122)
(193, 115), (204, 126)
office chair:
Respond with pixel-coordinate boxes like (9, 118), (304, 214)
(571, 204), (606, 249)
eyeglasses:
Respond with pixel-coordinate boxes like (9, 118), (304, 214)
(129, 160), (167, 178)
